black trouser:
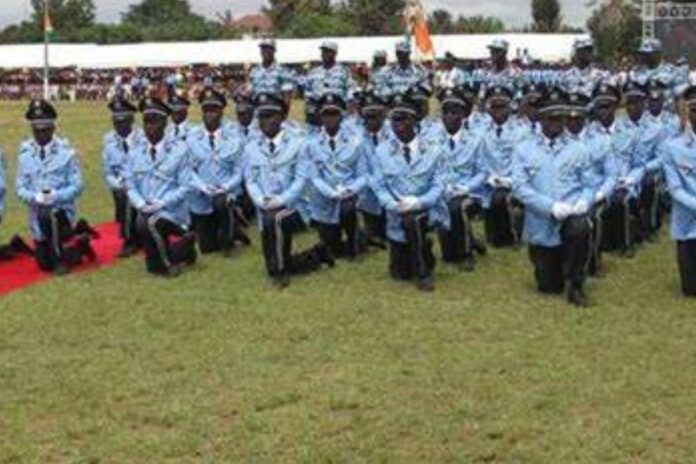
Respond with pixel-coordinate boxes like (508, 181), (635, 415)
(34, 208), (87, 271)
(528, 215), (591, 294)
(136, 214), (196, 275)
(603, 189), (639, 252)
(640, 173), (664, 237)
(260, 208), (323, 278)
(362, 210), (387, 243)
(485, 187), (521, 248)
(439, 197), (481, 263)
(113, 189), (139, 247)
(192, 194), (237, 254)
(677, 240), (696, 297)
(315, 198), (362, 258)
(588, 201), (606, 276)
(389, 211), (435, 281)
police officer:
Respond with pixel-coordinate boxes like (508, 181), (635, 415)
(16, 100), (96, 274)
(307, 93), (368, 259)
(0, 148), (33, 261)
(227, 85), (256, 140)
(630, 38), (685, 103)
(249, 38), (297, 98)
(303, 41), (357, 101)
(583, 83), (620, 275)
(189, 88), (248, 256)
(378, 41), (429, 98)
(102, 97), (144, 258)
(371, 93), (448, 292)
(562, 38), (610, 97)
(474, 39), (522, 95)
(357, 89), (390, 247)
(662, 84), (696, 296)
(243, 93), (334, 288)
(513, 87), (593, 307)
(606, 80), (661, 254)
(435, 86), (487, 271)
(480, 84), (524, 247)
(167, 93), (192, 142)
(369, 50), (389, 92)
(125, 97), (196, 277)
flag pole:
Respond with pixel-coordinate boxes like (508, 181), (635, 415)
(43, 0), (50, 100)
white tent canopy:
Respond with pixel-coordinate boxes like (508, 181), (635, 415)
(0, 33), (588, 69)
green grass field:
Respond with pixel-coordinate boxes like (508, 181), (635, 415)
(1, 101), (696, 463)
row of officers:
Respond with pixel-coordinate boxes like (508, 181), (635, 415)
(2, 74), (696, 307)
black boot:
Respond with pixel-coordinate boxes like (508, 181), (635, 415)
(77, 235), (97, 262)
(117, 242), (138, 258)
(74, 219), (101, 239)
(314, 243), (335, 268)
(10, 235), (34, 256)
(567, 284), (589, 308)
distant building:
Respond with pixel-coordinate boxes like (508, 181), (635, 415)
(230, 14), (273, 38)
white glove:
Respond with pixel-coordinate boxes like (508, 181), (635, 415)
(618, 177), (632, 188)
(142, 201), (164, 214)
(397, 196), (421, 213)
(263, 197), (283, 210)
(594, 191), (605, 203)
(487, 175), (500, 187)
(449, 185), (469, 198)
(203, 185), (218, 196)
(34, 190), (55, 206)
(498, 177), (513, 189)
(552, 202), (573, 221)
(573, 200), (589, 215)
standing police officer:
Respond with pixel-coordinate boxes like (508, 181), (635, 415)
(16, 100), (96, 274)
(303, 41), (357, 101)
(102, 97), (144, 258)
(189, 88), (247, 256)
(125, 98), (196, 277)
(249, 38), (297, 98)
(378, 41), (429, 98)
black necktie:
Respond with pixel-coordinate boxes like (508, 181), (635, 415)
(269, 142), (276, 155)
(449, 138), (455, 151)
(149, 146), (157, 162)
(209, 133), (216, 150)
(175, 126), (180, 137)
(122, 140), (129, 154)
(372, 134), (379, 146)
(329, 138), (336, 152)
(496, 126), (503, 138)
(403, 145), (411, 164)
(243, 126), (249, 136)
(39, 147), (46, 161)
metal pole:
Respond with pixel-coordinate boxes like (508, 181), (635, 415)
(43, 0), (50, 100)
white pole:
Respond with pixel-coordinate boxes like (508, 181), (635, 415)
(43, 0), (50, 100)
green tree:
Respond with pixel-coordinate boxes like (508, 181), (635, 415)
(278, 11), (359, 38)
(429, 9), (453, 34)
(532, 0), (561, 32)
(453, 15), (506, 34)
(586, 0), (642, 63)
(31, 0), (96, 30)
(264, 0), (331, 31)
(343, 0), (405, 35)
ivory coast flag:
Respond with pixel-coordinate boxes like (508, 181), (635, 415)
(403, 0), (435, 61)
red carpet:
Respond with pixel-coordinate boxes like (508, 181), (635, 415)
(0, 222), (123, 297)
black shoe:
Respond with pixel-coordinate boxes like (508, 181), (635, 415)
(183, 233), (197, 266)
(568, 286), (589, 308)
(235, 230), (252, 246)
(472, 238), (488, 257)
(460, 257), (476, 272)
(165, 265), (182, 278)
(74, 219), (101, 239)
(10, 235), (34, 256)
(54, 263), (71, 276)
(272, 274), (290, 289)
(76, 235), (97, 262)
(620, 247), (636, 259)
(315, 244), (335, 268)
(417, 276), (435, 292)
(116, 242), (138, 258)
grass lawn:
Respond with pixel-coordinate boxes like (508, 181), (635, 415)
(1, 101), (696, 463)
